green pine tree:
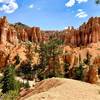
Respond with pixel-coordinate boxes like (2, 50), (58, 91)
(37, 37), (63, 79)
(2, 64), (19, 93)
(24, 81), (30, 89)
(74, 63), (84, 81)
(15, 54), (20, 65)
(20, 61), (33, 80)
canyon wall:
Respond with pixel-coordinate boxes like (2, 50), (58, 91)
(0, 16), (100, 46)
(0, 16), (43, 44)
(59, 17), (100, 46)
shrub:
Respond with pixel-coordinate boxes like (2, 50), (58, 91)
(14, 54), (20, 65)
(0, 90), (19, 100)
(2, 64), (20, 93)
(74, 63), (84, 81)
(24, 81), (30, 89)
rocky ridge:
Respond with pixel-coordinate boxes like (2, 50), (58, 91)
(23, 78), (100, 100)
(58, 17), (100, 46)
(0, 16), (43, 44)
(0, 16), (100, 46)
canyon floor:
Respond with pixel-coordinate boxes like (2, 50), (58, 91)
(19, 78), (100, 100)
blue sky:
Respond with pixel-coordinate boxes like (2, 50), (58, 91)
(0, 0), (100, 30)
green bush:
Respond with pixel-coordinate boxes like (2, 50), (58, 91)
(24, 81), (30, 89)
(64, 62), (70, 78)
(2, 64), (20, 93)
(74, 63), (84, 81)
(0, 90), (19, 100)
(14, 54), (20, 65)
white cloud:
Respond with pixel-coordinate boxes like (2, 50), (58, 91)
(65, 0), (75, 7)
(28, 4), (40, 11)
(76, 0), (88, 3)
(78, 9), (83, 12)
(65, 0), (88, 7)
(29, 4), (34, 9)
(76, 9), (88, 18)
(0, 0), (18, 13)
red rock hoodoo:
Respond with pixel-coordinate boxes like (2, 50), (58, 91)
(0, 16), (100, 46)
(59, 17), (100, 46)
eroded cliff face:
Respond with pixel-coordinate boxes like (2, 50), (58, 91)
(0, 16), (100, 83)
(0, 16), (100, 46)
(59, 17), (100, 46)
(0, 16), (9, 43)
(0, 16), (43, 44)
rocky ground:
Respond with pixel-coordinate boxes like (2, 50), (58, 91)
(19, 78), (100, 100)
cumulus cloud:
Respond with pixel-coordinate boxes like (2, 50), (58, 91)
(29, 4), (34, 9)
(76, 9), (88, 18)
(65, 0), (75, 7)
(0, 0), (18, 13)
(65, 0), (88, 7)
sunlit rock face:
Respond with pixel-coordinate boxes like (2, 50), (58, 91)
(7, 27), (18, 44)
(30, 27), (42, 43)
(58, 17), (100, 46)
(0, 16), (9, 44)
(0, 16), (43, 44)
(0, 16), (100, 46)
(0, 16), (18, 44)
(16, 28), (28, 42)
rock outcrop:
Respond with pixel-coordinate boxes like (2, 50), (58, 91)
(30, 27), (43, 43)
(58, 17), (100, 46)
(23, 78), (100, 100)
(0, 16), (18, 44)
(0, 16), (43, 44)
(0, 16), (9, 43)
(0, 16), (100, 46)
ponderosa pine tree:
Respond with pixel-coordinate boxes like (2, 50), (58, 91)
(25, 41), (34, 62)
(2, 64), (19, 93)
(37, 37), (63, 79)
(19, 61), (33, 80)
(74, 63), (84, 81)
(15, 54), (20, 65)
(74, 54), (84, 81)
